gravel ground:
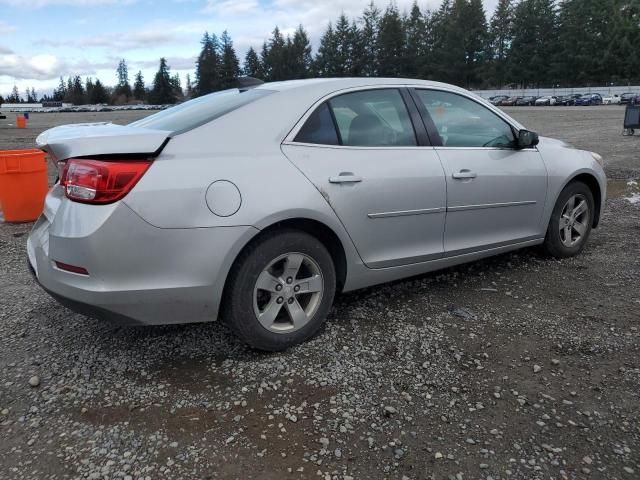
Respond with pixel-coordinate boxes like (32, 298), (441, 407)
(0, 107), (639, 480)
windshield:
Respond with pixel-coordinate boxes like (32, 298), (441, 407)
(130, 88), (274, 134)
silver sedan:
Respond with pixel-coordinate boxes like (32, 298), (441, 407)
(28, 78), (607, 351)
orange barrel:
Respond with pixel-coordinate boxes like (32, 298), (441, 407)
(0, 149), (48, 222)
(16, 116), (27, 128)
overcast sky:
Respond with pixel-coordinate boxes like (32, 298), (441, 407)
(0, 0), (499, 98)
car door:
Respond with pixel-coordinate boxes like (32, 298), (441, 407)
(410, 88), (547, 256)
(282, 87), (446, 269)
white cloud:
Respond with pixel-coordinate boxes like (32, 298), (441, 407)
(0, 52), (108, 80)
(39, 29), (179, 50)
(0, 0), (134, 7)
(202, 0), (259, 15)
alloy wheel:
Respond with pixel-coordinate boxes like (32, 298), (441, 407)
(558, 193), (590, 247)
(253, 252), (324, 333)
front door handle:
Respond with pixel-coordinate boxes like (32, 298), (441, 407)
(452, 170), (477, 179)
(329, 172), (362, 184)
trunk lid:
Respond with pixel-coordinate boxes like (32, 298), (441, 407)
(36, 122), (171, 161)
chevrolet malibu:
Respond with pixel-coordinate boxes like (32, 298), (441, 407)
(28, 78), (607, 351)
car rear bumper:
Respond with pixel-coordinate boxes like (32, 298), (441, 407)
(27, 194), (257, 325)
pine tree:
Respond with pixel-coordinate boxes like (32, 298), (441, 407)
(464, 0), (489, 87)
(195, 32), (221, 96)
(314, 23), (338, 76)
(8, 85), (21, 103)
(53, 77), (66, 102)
(404, 2), (427, 78)
(85, 78), (94, 103)
(133, 71), (146, 101)
(263, 27), (287, 81)
(260, 42), (271, 80)
(377, 4), (406, 77)
(488, 0), (514, 87)
(149, 58), (176, 104)
(185, 73), (193, 98)
(91, 79), (109, 104)
(115, 59), (132, 99)
(509, 0), (557, 88)
(171, 73), (183, 100)
(289, 25), (312, 78)
(334, 13), (356, 75)
(243, 46), (263, 77)
(220, 30), (240, 89)
(358, 1), (380, 76)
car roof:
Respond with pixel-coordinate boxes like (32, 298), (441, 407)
(254, 77), (470, 96)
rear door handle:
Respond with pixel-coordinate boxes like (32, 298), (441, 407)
(329, 172), (362, 184)
(452, 170), (477, 179)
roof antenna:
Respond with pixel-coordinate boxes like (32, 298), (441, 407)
(237, 76), (264, 92)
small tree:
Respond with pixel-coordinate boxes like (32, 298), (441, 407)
(90, 79), (109, 104)
(114, 59), (132, 99)
(133, 70), (146, 101)
(8, 85), (21, 103)
(243, 47), (262, 77)
(185, 73), (193, 98)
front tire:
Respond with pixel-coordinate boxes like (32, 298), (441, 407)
(223, 229), (336, 351)
(543, 182), (594, 258)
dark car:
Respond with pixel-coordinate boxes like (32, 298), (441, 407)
(555, 94), (581, 106)
(575, 93), (603, 106)
(501, 96), (521, 106)
(621, 93), (638, 105)
(515, 96), (537, 106)
(489, 95), (509, 106)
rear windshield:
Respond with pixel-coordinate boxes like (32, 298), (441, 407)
(129, 88), (273, 134)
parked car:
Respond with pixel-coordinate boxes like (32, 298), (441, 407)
(516, 96), (537, 106)
(556, 94), (582, 106)
(575, 93), (603, 106)
(500, 96), (521, 106)
(535, 96), (558, 106)
(602, 94), (621, 105)
(489, 95), (509, 106)
(28, 77), (607, 351)
(620, 93), (638, 105)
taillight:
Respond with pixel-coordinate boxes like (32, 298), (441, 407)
(61, 159), (152, 204)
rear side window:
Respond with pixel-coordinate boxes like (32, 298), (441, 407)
(294, 102), (339, 145)
(329, 89), (416, 147)
(129, 88), (273, 134)
(293, 88), (417, 147)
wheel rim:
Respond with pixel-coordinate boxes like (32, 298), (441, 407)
(558, 193), (589, 248)
(253, 252), (324, 333)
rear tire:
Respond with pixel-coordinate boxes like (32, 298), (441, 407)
(542, 181), (594, 258)
(223, 229), (336, 351)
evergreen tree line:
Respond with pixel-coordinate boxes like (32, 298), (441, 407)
(237, 0), (640, 90)
(3, 0), (639, 105)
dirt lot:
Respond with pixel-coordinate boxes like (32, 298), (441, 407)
(0, 106), (638, 480)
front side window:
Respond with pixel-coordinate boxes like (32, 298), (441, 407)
(415, 90), (516, 148)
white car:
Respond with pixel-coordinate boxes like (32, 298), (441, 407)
(603, 94), (621, 105)
(535, 96), (557, 106)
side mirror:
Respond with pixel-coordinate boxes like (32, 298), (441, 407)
(517, 129), (539, 148)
